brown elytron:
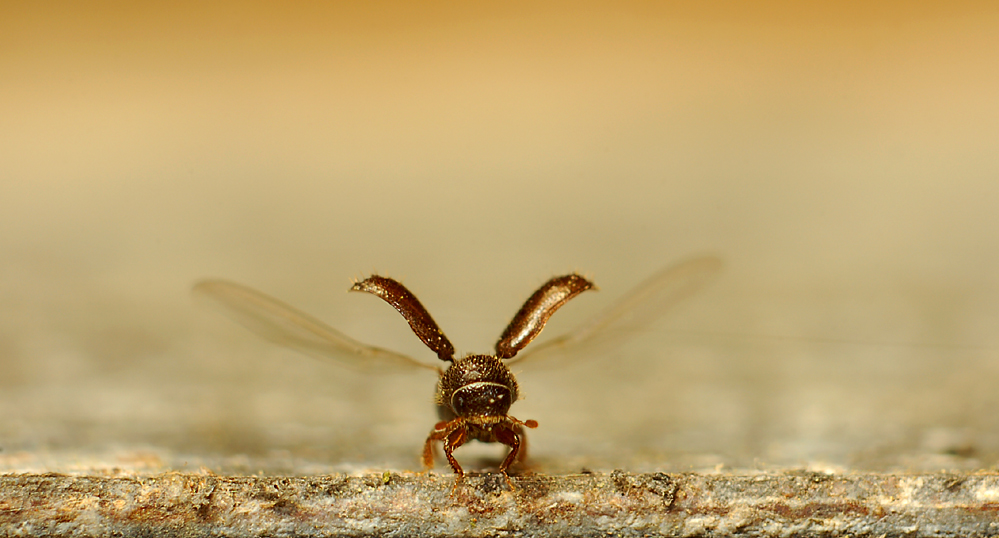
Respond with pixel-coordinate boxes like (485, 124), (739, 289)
(192, 256), (721, 480)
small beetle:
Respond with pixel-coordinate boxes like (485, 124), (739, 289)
(350, 274), (593, 478)
(193, 256), (721, 480)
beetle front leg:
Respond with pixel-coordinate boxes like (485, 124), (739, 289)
(425, 418), (468, 476)
(442, 424), (469, 477)
(494, 423), (524, 476)
(494, 417), (538, 485)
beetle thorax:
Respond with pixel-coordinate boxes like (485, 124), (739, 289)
(436, 354), (519, 418)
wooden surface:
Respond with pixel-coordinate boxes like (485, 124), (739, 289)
(4, 471), (999, 537)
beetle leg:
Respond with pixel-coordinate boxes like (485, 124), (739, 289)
(495, 423), (523, 475)
(425, 418), (469, 477)
(442, 423), (469, 477)
(423, 422), (445, 470)
(493, 417), (538, 488)
(424, 419), (462, 472)
(421, 435), (437, 470)
(493, 423), (528, 490)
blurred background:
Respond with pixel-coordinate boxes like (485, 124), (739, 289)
(1, 1), (997, 476)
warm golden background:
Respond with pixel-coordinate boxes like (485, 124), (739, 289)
(2, 2), (997, 474)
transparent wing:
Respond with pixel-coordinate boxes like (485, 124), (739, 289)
(507, 255), (724, 367)
(192, 279), (439, 373)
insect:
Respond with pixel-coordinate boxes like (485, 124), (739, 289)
(192, 256), (722, 481)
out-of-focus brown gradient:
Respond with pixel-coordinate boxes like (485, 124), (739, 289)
(2, 2), (998, 474)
